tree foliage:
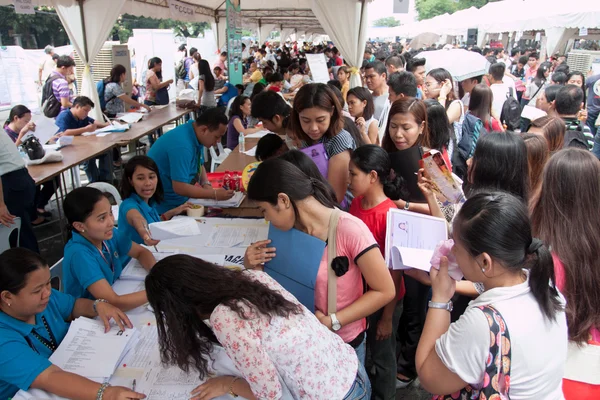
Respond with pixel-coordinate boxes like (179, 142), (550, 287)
(415, 0), (496, 21)
(111, 14), (210, 43)
(373, 17), (401, 27)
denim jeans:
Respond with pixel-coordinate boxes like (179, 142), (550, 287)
(343, 356), (372, 400)
(354, 334), (367, 367)
(82, 152), (111, 183)
(144, 100), (162, 145)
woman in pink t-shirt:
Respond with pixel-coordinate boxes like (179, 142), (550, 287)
(531, 149), (600, 398)
(245, 157), (396, 365)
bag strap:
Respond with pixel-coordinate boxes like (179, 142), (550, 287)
(478, 305), (512, 398)
(327, 208), (341, 315)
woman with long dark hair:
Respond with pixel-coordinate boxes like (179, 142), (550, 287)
(226, 95), (262, 150)
(103, 64), (149, 118)
(468, 84), (503, 131)
(528, 115), (565, 152)
(416, 191), (566, 398)
(347, 87), (379, 145)
(531, 149), (600, 398)
(521, 133), (549, 206)
(146, 255), (371, 399)
(423, 99), (451, 159)
(524, 61), (551, 105)
(144, 57), (172, 106)
(195, 59), (216, 109)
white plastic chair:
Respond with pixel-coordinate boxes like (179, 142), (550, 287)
(217, 142), (232, 157)
(50, 257), (64, 292)
(0, 217), (20, 254)
(209, 146), (228, 172)
(87, 182), (122, 205)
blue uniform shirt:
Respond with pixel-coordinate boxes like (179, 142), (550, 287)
(147, 121), (204, 215)
(0, 290), (75, 398)
(63, 229), (132, 299)
(118, 194), (161, 244)
(55, 109), (94, 133)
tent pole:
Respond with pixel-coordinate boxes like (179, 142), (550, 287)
(77, 0), (89, 62)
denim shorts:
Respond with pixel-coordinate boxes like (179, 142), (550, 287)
(343, 358), (372, 400)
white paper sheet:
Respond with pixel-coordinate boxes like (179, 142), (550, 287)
(30, 114), (59, 144)
(119, 325), (158, 369)
(243, 146), (257, 156)
(118, 112), (144, 124)
(122, 252), (179, 280)
(305, 53), (330, 84)
(385, 209), (448, 270)
(245, 130), (270, 139)
(205, 225), (264, 248)
(149, 218), (201, 240)
(189, 192), (245, 208)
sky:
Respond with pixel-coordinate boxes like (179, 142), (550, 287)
(367, 0), (418, 26)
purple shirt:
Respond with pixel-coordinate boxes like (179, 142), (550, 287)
(226, 116), (246, 150)
(50, 71), (71, 112)
(184, 57), (194, 82)
(4, 125), (18, 143)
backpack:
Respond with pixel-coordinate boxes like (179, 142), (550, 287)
(452, 113), (488, 181)
(41, 74), (63, 118)
(96, 79), (117, 112)
(500, 87), (521, 131)
(563, 120), (590, 150)
(175, 58), (188, 80)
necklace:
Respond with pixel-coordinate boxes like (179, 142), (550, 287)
(29, 316), (58, 353)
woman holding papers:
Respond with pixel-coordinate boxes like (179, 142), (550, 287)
(63, 187), (156, 311)
(103, 64), (151, 117)
(119, 156), (191, 246)
(0, 248), (144, 400)
(146, 255), (371, 400)
(246, 158), (395, 365)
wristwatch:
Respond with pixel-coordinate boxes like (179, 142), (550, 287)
(330, 313), (342, 331)
(428, 300), (453, 312)
(404, 201), (410, 211)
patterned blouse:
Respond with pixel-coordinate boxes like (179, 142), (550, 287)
(210, 270), (358, 399)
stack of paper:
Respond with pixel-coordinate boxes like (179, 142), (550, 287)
(189, 192), (245, 208)
(118, 113), (144, 124)
(149, 218), (201, 240)
(31, 114), (59, 145)
(82, 122), (130, 137)
(49, 317), (138, 380)
(243, 146), (257, 156)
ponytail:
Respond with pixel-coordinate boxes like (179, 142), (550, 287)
(381, 169), (408, 201)
(350, 145), (408, 201)
(527, 238), (562, 321)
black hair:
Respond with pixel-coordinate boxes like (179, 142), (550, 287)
(468, 132), (529, 202)
(385, 55), (405, 69)
(198, 59), (215, 92)
(250, 82), (266, 101)
(424, 99), (451, 151)
(6, 104), (31, 126)
(454, 191), (562, 321)
(470, 47), (482, 55)
(72, 96), (94, 108)
(266, 72), (283, 84)
(248, 157), (337, 210)
(551, 72), (567, 85)
(51, 54), (59, 61)
(350, 145), (407, 200)
(194, 107), (228, 130)
(0, 248), (48, 295)
(555, 84), (585, 116)
(511, 48), (521, 57)
(120, 155), (164, 204)
(493, 48), (504, 56)
(278, 150), (338, 203)
(178, 43), (187, 53)
(529, 52), (539, 60)
(235, 84), (244, 92)
(518, 55), (528, 65)
(543, 84), (561, 103)
(365, 60), (387, 76)
(229, 95), (250, 120)
(251, 90), (291, 125)
(567, 71), (587, 104)
(488, 62), (506, 81)
(347, 87), (375, 120)
(148, 57), (163, 79)
(344, 116), (366, 147)
(255, 134), (287, 161)
(387, 71), (417, 98)
(534, 62), (552, 87)
(108, 64), (126, 84)
(145, 254), (302, 377)
(56, 55), (75, 68)
(554, 63), (570, 75)
(221, 51), (228, 57)
(63, 187), (106, 236)
(327, 80), (342, 91)
(407, 57), (426, 73)
(189, 47), (198, 57)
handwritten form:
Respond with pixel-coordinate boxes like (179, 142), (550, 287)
(204, 225), (266, 248)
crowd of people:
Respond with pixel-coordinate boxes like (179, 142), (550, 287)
(0, 37), (599, 400)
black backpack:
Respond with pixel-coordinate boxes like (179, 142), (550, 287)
(500, 87), (521, 131)
(175, 58), (188, 80)
(41, 74), (63, 118)
(451, 113), (488, 181)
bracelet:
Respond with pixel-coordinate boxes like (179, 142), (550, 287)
(96, 382), (110, 400)
(228, 376), (240, 398)
(93, 299), (108, 315)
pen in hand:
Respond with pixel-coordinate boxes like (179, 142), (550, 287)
(143, 223), (158, 252)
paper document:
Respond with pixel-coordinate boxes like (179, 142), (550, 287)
(305, 54), (330, 84)
(245, 130), (270, 139)
(43, 144), (60, 152)
(205, 224), (266, 248)
(149, 218), (201, 240)
(49, 317), (137, 379)
(122, 252), (177, 280)
(118, 112), (144, 124)
(385, 209), (448, 271)
(189, 192), (246, 208)
(31, 114), (59, 145)
(243, 146), (257, 156)
(119, 325), (158, 369)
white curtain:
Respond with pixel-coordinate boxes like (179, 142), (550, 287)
(259, 23), (276, 44)
(54, 0), (125, 121)
(280, 28), (295, 43)
(545, 27), (578, 58)
(211, 20), (228, 52)
(312, 0), (369, 88)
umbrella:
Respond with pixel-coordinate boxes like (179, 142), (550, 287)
(409, 32), (440, 51)
(414, 49), (491, 82)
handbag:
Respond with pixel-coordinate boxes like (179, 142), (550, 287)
(21, 135), (46, 160)
(327, 208), (341, 315)
(433, 305), (512, 400)
(155, 86), (170, 105)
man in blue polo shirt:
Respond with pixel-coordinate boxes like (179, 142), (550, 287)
(54, 96), (111, 183)
(148, 108), (234, 215)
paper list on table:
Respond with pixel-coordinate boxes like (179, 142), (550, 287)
(205, 225), (265, 248)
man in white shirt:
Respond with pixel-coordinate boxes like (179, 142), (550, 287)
(364, 61), (389, 121)
(38, 45), (56, 85)
(489, 62), (516, 118)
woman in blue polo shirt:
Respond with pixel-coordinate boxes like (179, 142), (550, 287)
(0, 248), (144, 399)
(63, 187), (156, 311)
(119, 156), (192, 245)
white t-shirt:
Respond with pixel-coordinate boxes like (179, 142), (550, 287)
(373, 92), (389, 121)
(490, 77), (516, 118)
(436, 277), (567, 400)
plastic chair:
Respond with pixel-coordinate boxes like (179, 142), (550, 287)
(87, 182), (122, 205)
(217, 142), (232, 157)
(0, 217), (20, 254)
(209, 146), (228, 172)
(50, 257), (64, 292)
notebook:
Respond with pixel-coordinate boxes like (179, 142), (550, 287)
(300, 143), (329, 179)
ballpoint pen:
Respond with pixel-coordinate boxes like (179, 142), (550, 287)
(143, 223), (158, 252)
(132, 379), (136, 392)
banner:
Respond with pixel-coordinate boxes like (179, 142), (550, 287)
(14, 0), (35, 14)
(226, 0), (243, 85)
(168, 0), (195, 19)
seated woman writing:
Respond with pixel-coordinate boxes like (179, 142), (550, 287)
(0, 248), (145, 400)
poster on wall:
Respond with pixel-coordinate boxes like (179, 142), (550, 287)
(226, 0), (243, 85)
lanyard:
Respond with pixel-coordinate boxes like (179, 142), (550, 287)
(25, 316), (58, 354)
(97, 241), (114, 273)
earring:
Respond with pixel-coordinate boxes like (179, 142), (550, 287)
(7, 303), (10, 307)
(481, 267), (486, 273)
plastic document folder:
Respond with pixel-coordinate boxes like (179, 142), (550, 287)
(264, 226), (326, 311)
